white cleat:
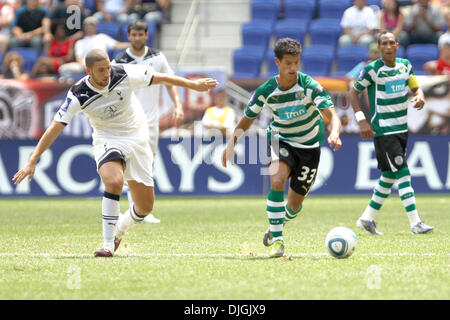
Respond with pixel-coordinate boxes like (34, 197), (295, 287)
(143, 213), (160, 224)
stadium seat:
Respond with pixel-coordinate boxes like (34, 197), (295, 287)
(309, 19), (342, 48)
(97, 21), (121, 39)
(84, 0), (96, 13)
(396, 46), (405, 58)
(241, 21), (273, 50)
(232, 46), (265, 78)
(301, 45), (334, 77)
(406, 44), (439, 75)
(284, 0), (316, 25)
(366, 0), (382, 10)
(250, 0), (280, 25)
(7, 48), (39, 74)
(262, 49), (278, 78)
(318, 0), (351, 20)
(274, 19), (308, 44)
(121, 22), (156, 46)
(109, 49), (124, 61)
(336, 45), (369, 74)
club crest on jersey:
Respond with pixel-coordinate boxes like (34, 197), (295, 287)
(61, 97), (72, 112)
(101, 105), (120, 120)
(280, 148), (289, 157)
(296, 91), (304, 99)
(399, 66), (406, 73)
(394, 155), (404, 166)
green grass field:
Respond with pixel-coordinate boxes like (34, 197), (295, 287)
(0, 195), (448, 300)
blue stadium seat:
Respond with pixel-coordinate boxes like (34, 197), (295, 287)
(318, 0), (351, 20)
(301, 45), (334, 76)
(309, 19), (342, 48)
(274, 19), (308, 44)
(232, 46), (266, 78)
(97, 21), (121, 39)
(366, 0), (382, 9)
(336, 45), (369, 74)
(109, 49), (125, 61)
(121, 22), (156, 46)
(242, 21), (273, 50)
(284, 0), (316, 25)
(7, 48), (39, 74)
(262, 49), (278, 78)
(84, 0), (96, 13)
(396, 46), (405, 58)
(406, 44), (439, 75)
(251, 0), (280, 25)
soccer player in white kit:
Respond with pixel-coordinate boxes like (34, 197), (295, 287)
(12, 49), (218, 257)
(112, 20), (183, 224)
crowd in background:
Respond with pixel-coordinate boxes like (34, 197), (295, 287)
(0, 0), (171, 80)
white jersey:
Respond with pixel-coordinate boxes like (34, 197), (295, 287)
(112, 47), (174, 125)
(54, 64), (154, 142)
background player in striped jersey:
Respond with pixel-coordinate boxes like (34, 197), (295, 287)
(112, 20), (184, 224)
(222, 38), (342, 258)
(12, 49), (218, 257)
(349, 31), (433, 235)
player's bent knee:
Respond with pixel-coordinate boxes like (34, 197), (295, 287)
(103, 176), (124, 194)
(271, 177), (286, 190)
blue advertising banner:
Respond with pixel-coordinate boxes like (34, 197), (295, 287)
(0, 135), (449, 197)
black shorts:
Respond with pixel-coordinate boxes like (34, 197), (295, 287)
(269, 140), (321, 196)
(374, 132), (408, 172)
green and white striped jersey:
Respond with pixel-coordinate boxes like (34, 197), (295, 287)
(244, 72), (334, 149)
(353, 58), (417, 137)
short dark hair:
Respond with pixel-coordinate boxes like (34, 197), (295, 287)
(274, 38), (302, 60)
(377, 31), (397, 44)
(128, 20), (148, 34)
(85, 49), (109, 68)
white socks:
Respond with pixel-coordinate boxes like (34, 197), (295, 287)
(102, 192), (120, 252)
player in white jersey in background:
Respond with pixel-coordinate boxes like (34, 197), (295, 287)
(112, 20), (183, 224)
(12, 49), (218, 257)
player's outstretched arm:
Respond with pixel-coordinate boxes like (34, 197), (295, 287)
(321, 106), (342, 152)
(221, 116), (254, 167)
(152, 72), (218, 91)
(12, 121), (66, 184)
(349, 87), (375, 140)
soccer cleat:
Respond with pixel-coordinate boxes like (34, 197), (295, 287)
(263, 227), (273, 247)
(94, 248), (113, 257)
(269, 240), (285, 258)
(357, 218), (384, 235)
(114, 236), (121, 252)
(411, 222), (434, 234)
(143, 213), (160, 224)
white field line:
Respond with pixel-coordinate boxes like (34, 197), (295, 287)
(0, 252), (447, 258)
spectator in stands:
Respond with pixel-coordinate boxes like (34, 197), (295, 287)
(379, 0), (408, 47)
(404, 0), (444, 46)
(58, 16), (129, 77)
(46, 0), (89, 42)
(0, 51), (29, 79)
(94, 0), (138, 25)
(201, 89), (236, 137)
(346, 42), (381, 79)
(130, 0), (171, 26)
(438, 11), (450, 49)
(9, 0), (51, 53)
(0, 0), (15, 53)
(30, 22), (74, 78)
(339, 0), (378, 47)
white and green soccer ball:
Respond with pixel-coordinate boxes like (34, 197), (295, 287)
(325, 227), (357, 259)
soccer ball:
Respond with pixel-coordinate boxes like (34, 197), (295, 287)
(325, 227), (357, 259)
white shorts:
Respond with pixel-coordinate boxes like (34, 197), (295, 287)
(93, 137), (154, 187)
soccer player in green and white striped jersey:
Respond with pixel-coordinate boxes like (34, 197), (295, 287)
(222, 38), (342, 257)
(349, 31), (434, 235)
